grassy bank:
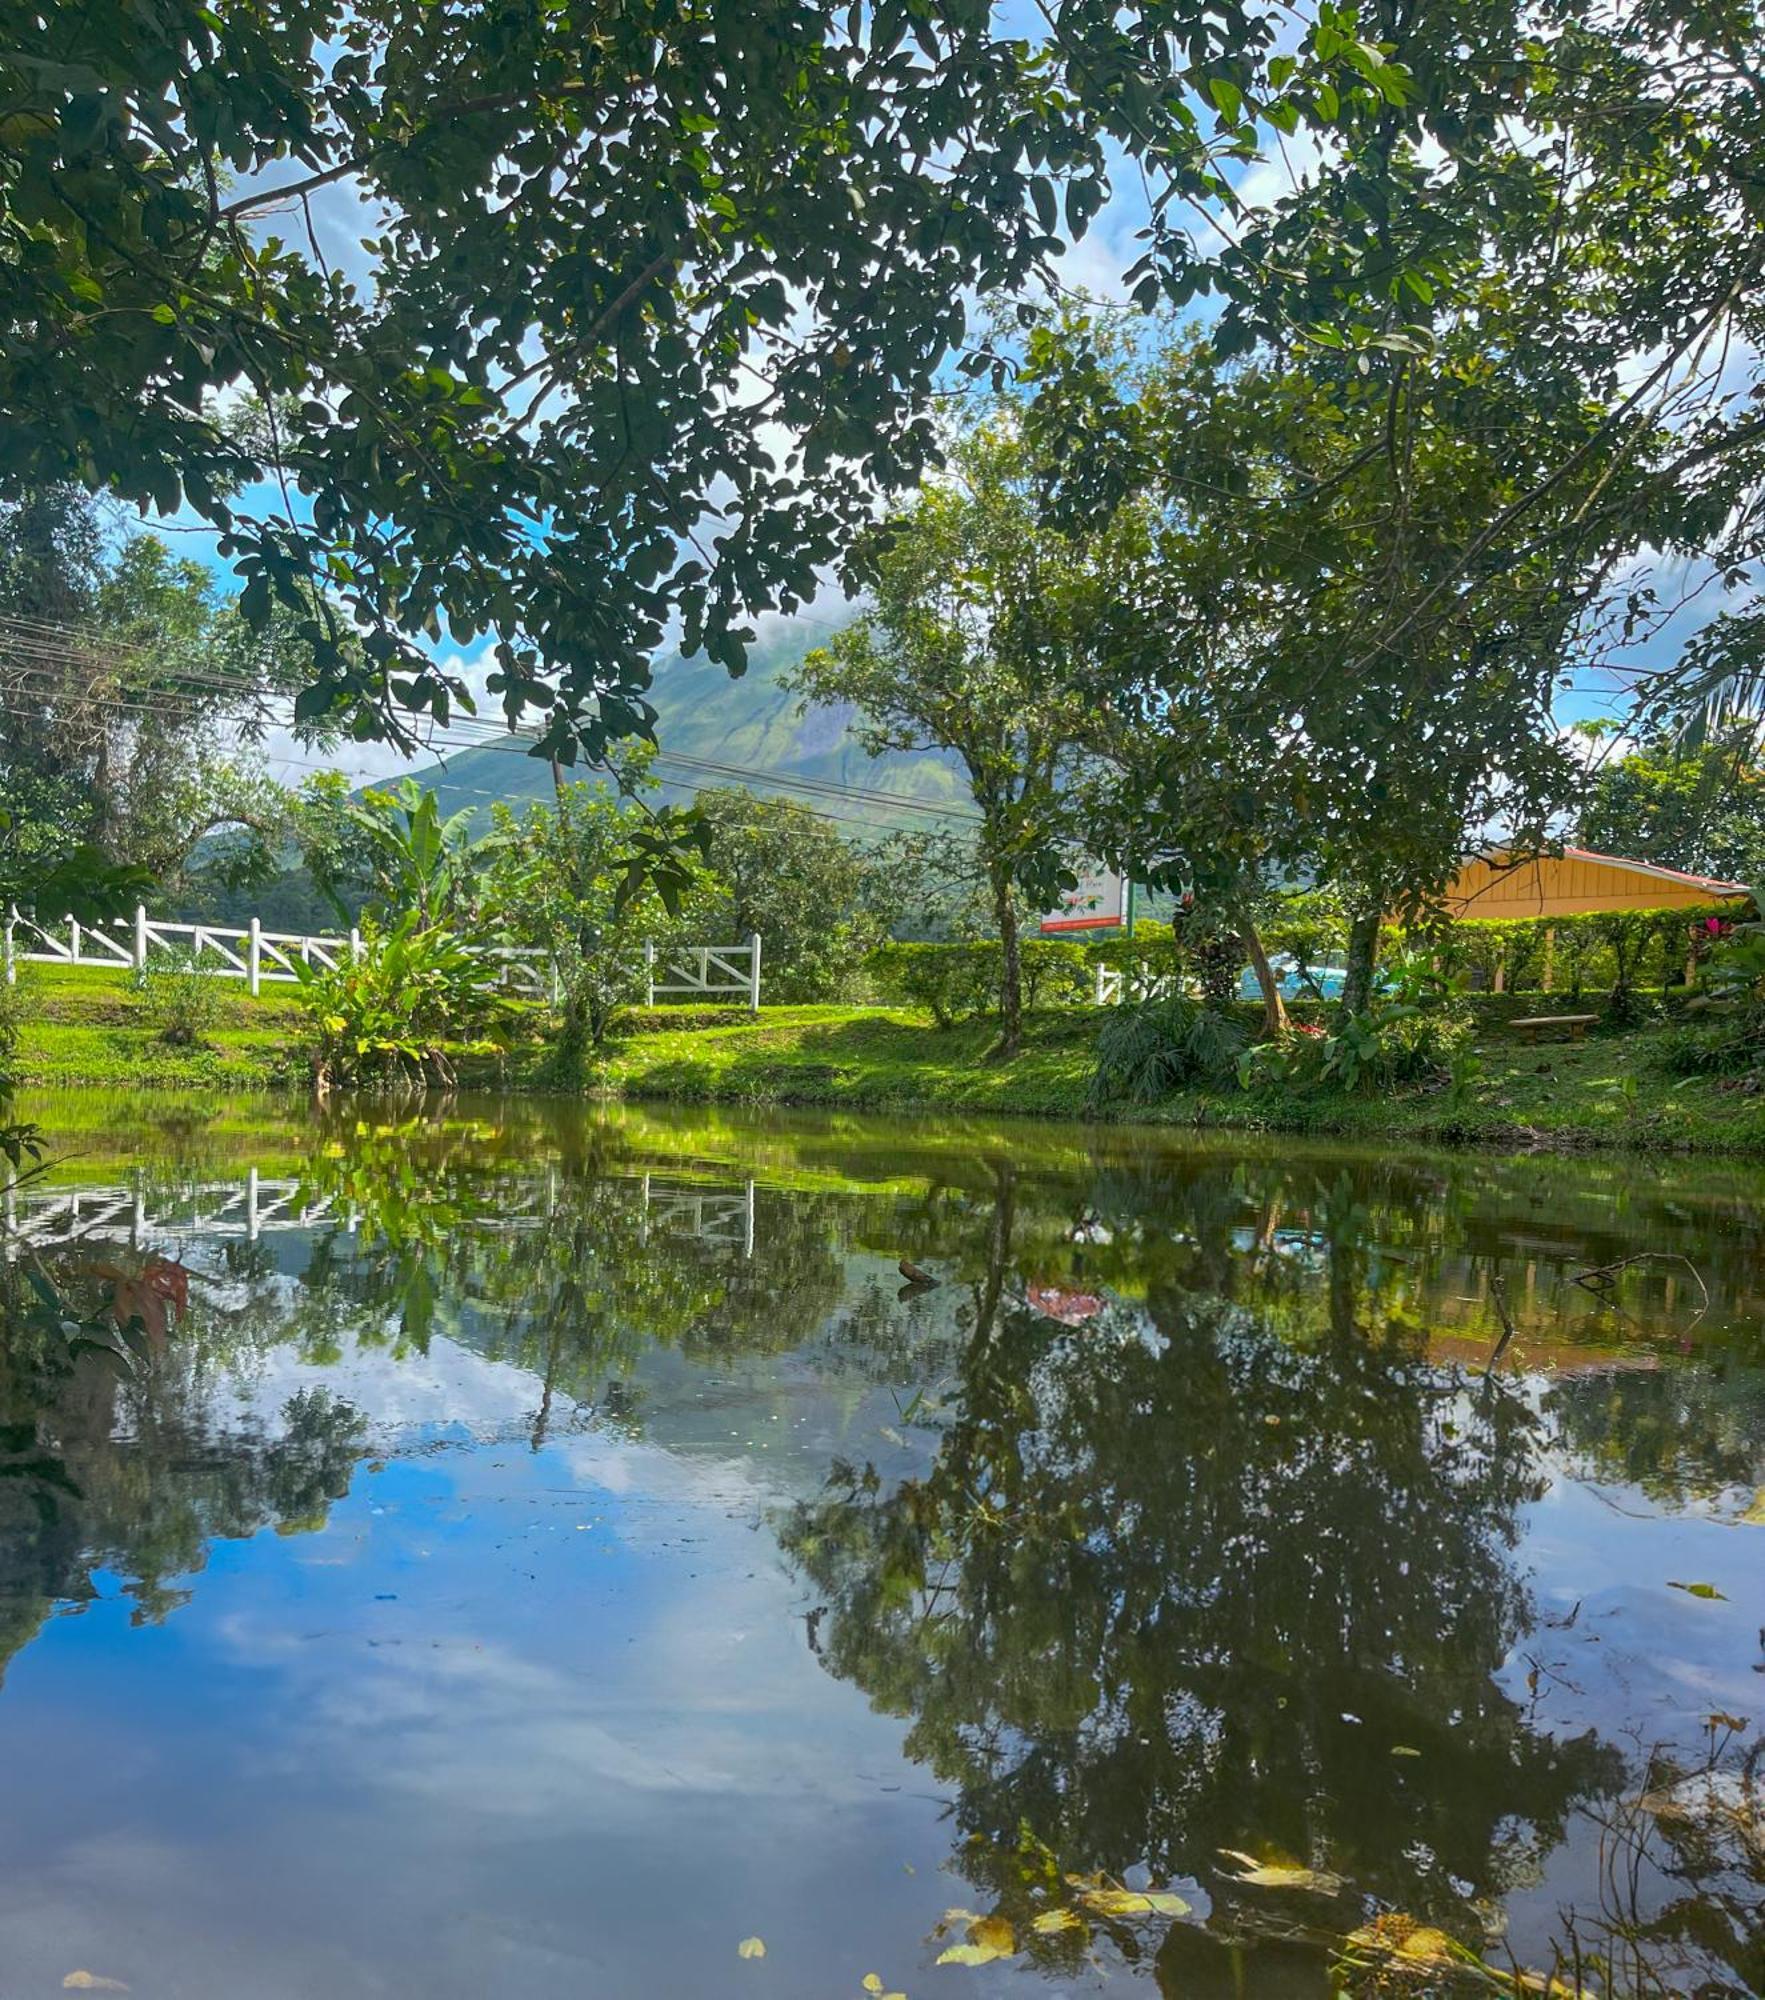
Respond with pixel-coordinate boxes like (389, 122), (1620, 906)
(580, 1003), (1765, 1152)
(11, 967), (1765, 1153)
(9, 964), (304, 1089)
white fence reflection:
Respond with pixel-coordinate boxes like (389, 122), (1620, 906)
(2, 1169), (756, 1258)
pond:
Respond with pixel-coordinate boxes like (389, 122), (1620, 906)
(0, 1093), (1761, 1998)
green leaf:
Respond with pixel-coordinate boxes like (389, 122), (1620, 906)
(1208, 77), (1243, 123)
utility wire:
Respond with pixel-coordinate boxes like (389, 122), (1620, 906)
(0, 646), (984, 826)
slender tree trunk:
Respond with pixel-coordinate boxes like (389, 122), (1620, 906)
(1342, 902), (1383, 1015)
(1240, 914), (1288, 1035)
(992, 868), (1022, 1061)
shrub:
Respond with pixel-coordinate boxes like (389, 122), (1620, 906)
(1319, 1000), (1473, 1091)
(291, 916), (514, 1090)
(1090, 995), (1247, 1106)
(0, 964), (33, 1082)
(132, 947), (226, 1047)
(1394, 901), (1743, 997)
(1088, 933), (1185, 1001)
(1237, 965), (1471, 1096)
(1655, 1021), (1758, 1077)
(868, 941), (997, 1025)
(870, 937), (1127, 1023)
(1668, 920), (1765, 1074)
(1020, 939), (1092, 1010)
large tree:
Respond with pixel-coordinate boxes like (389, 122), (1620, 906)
(1215, 0), (1765, 757)
(793, 408), (1142, 1055)
(1027, 306), (1669, 1009)
(0, 0), (1407, 761)
(0, 485), (312, 908)
(1575, 725), (1765, 887)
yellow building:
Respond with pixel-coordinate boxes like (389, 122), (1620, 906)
(1442, 846), (1751, 921)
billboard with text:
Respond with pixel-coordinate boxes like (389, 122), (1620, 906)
(1039, 868), (1124, 932)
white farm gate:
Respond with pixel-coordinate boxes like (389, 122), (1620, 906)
(644, 935), (762, 1009)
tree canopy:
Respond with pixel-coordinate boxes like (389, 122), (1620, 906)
(0, 0), (1413, 761)
(0, 485), (311, 911)
(1576, 727), (1765, 887)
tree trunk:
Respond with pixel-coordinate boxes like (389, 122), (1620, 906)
(1341, 902), (1383, 1015)
(992, 870), (1022, 1061)
(1240, 915), (1288, 1035)
(973, 1162), (1017, 1353)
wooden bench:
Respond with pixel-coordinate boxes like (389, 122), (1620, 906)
(1510, 1013), (1598, 1044)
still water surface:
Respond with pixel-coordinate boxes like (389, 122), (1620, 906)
(1, 1095), (1762, 1997)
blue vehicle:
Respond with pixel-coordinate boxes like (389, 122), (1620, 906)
(1237, 952), (1348, 1002)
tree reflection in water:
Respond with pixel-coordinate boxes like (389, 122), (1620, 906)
(779, 1159), (1759, 1995)
(2, 1103), (1762, 1993)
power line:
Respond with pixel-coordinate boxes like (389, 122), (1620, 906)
(0, 680), (975, 841)
(0, 647), (985, 827)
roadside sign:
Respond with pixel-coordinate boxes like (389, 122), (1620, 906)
(1040, 868), (1124, 933)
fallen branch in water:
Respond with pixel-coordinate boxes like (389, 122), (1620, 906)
(1573, 1251), (1711, 1332)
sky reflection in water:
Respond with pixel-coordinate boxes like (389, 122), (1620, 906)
(0, 1096), (1760, 1998)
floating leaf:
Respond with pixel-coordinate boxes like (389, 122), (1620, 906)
(1391, 1745), (1422, 1758)
(968, 1916), (1015, 1955)
(1218, 1849), (1343, 1894)
(1344, 1913), (1455, 1965)
(737, 1937), (766, 1960)
(1395, 1927), (1458, 1966)
(935, 1943), (1008, 1967)
(1030, 1908), (1085, 1936)
(1667, 1580), (1728, 1600)
(1077, 1887), (1190, 1919)
(864, 1979), (884, 1995)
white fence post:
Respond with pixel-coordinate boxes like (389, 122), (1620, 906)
(69, 916), (81, 964)
(748, 932), (762, 1012)
(133, 903), (147, 972)
(247, 917), (262, 997)
(3, 906), (13, 987)
(349, 927), (362, 963)
(645, 940), (656, 1007)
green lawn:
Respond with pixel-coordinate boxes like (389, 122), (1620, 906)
(9, 968), (1764, 1155)
(591, 1004), (1765, 1153)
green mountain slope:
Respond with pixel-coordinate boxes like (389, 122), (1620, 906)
(408, 620), (970, 835)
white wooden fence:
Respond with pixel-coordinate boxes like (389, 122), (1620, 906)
(1, 906), (553, 997)
(1094, 963), (1181, 1006)
(644, 936), (762, 1009)
(2, 905), (763, 1008)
